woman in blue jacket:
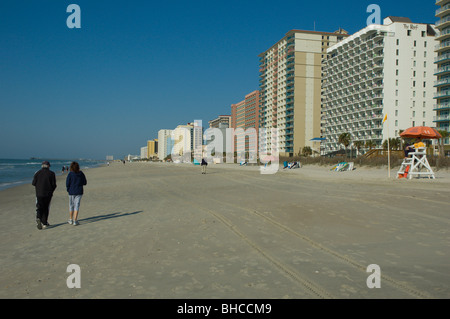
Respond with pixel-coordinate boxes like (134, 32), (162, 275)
(66, 162), (87, 226)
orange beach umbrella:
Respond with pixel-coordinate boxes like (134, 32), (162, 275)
(400, 126), (442, 139)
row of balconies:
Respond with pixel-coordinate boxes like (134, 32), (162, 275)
(328, 50), (384, 69)
(326, 72), (384, 86)
(324, 106), (384, 118)
(325, 84), (383, 97)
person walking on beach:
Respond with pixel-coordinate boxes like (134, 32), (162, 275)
(32, 161), (57, 230)
(201, 158), (208, 174)
(66, 162), (87, 226)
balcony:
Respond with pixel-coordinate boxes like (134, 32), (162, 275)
(436, 15), (450, 29)
(436, 0), (450, 10)
(433, 114), (450, 122)
(435, 41), (450, 52)
(434, 102), (450, 110)
(434, 65), (450, 75)
(434, 78), (450, 87)
(435, 52), (450, 63)
(434, 90), (450, 99)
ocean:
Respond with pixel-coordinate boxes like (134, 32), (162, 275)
(0, 159), (105, 191)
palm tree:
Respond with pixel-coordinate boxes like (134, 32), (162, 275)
(365, 140), (376, 150)
(338, 132), (352, 156)
(302, 146), (312, 157)
(438, 130), (449, 158)
(353, 140), (364, 156)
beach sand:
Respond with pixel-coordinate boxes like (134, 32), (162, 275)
(0, 161), (449, 299)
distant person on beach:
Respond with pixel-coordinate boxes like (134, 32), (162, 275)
(66, 162), (87, 226)
(32, 161), (57, 230)
(201, 158), (207, 174)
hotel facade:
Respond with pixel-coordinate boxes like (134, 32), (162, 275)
(258, 29), (349, 157)
(231, 90), (260, 154)
(323, 17), (437, 154)
(435, 0), (450, 150)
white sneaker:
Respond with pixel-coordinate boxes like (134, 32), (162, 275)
(73, 220), (79, 226)
(68, 219), (73, 225)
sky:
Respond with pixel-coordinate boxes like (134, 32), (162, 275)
(0, 0), (437, 160)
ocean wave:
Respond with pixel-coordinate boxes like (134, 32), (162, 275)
(0, 180), (26, 191)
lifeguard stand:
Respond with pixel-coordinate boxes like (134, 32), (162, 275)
(397, 147), (435, 179)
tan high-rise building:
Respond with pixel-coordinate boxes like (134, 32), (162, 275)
(259, 29), (349, 156)
(147, 139), (158, 158)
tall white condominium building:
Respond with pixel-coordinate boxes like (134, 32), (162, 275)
(323, 17), (437, 154)
(158, 129), (174, 161)
(172, 122), (203, 161)
(259, 29), (349, 157)
(435, 0), (450, 150)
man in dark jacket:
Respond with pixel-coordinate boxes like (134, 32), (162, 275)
(32, 161), (57, 229)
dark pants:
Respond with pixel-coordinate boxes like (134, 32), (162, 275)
(36, 196), (52, 225)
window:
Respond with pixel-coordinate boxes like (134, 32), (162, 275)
(424, 51), (427, 58)
(396, 80), (398, 86)
(424, 61), (427, 67)
(422, 31), (426, 37)
(414, 51), (416, 57)
(413, 71), (416, 77)
(396, 49), (399, 56)
(407, 30), (412, 36)
(396, 90), (399, 96)
(414, 40), (417, 47)
(413, 81), (416, 87)
(423, 91), (426, 98)
(423, 111), (426, 118)
(396, 59), (399, 66)
(413, 111), (415, 117)
(413, 61), (416, 67)
(423, 81), (426, 88)
(395, 110), (398, 116)
(413, 91), (416, 97)
(397, 39), (400, 45)
(395, 100), (399, 106)
(396, 69), (399, 76)
(424, 41), (427, 47)
(395, 120), (398, 127)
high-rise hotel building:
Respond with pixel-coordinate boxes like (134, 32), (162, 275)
(435, 0), (450, 148)
(323, 17), (437, 153)
(231, 90), (260, 154)
(258, 29), (349, 157)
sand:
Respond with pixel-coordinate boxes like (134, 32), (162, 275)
(0, 161), (449, 299)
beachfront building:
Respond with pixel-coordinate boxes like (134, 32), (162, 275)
(258, 29), (349, 157)
(231, 90), (260, 155)
(206, 116), (230, 159)
(147, 139), (158, 158)
(158, 129), (174, 161)
(140, 146), (148, 159)
(209, 115), (231, 129)
(323, 17), (437, 154)
(171, 122), (203, 162)
(172, 124), (194, 161)
(435, 0), (450, 153)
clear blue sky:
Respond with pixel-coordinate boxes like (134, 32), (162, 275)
(0, 0), (436, 160)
